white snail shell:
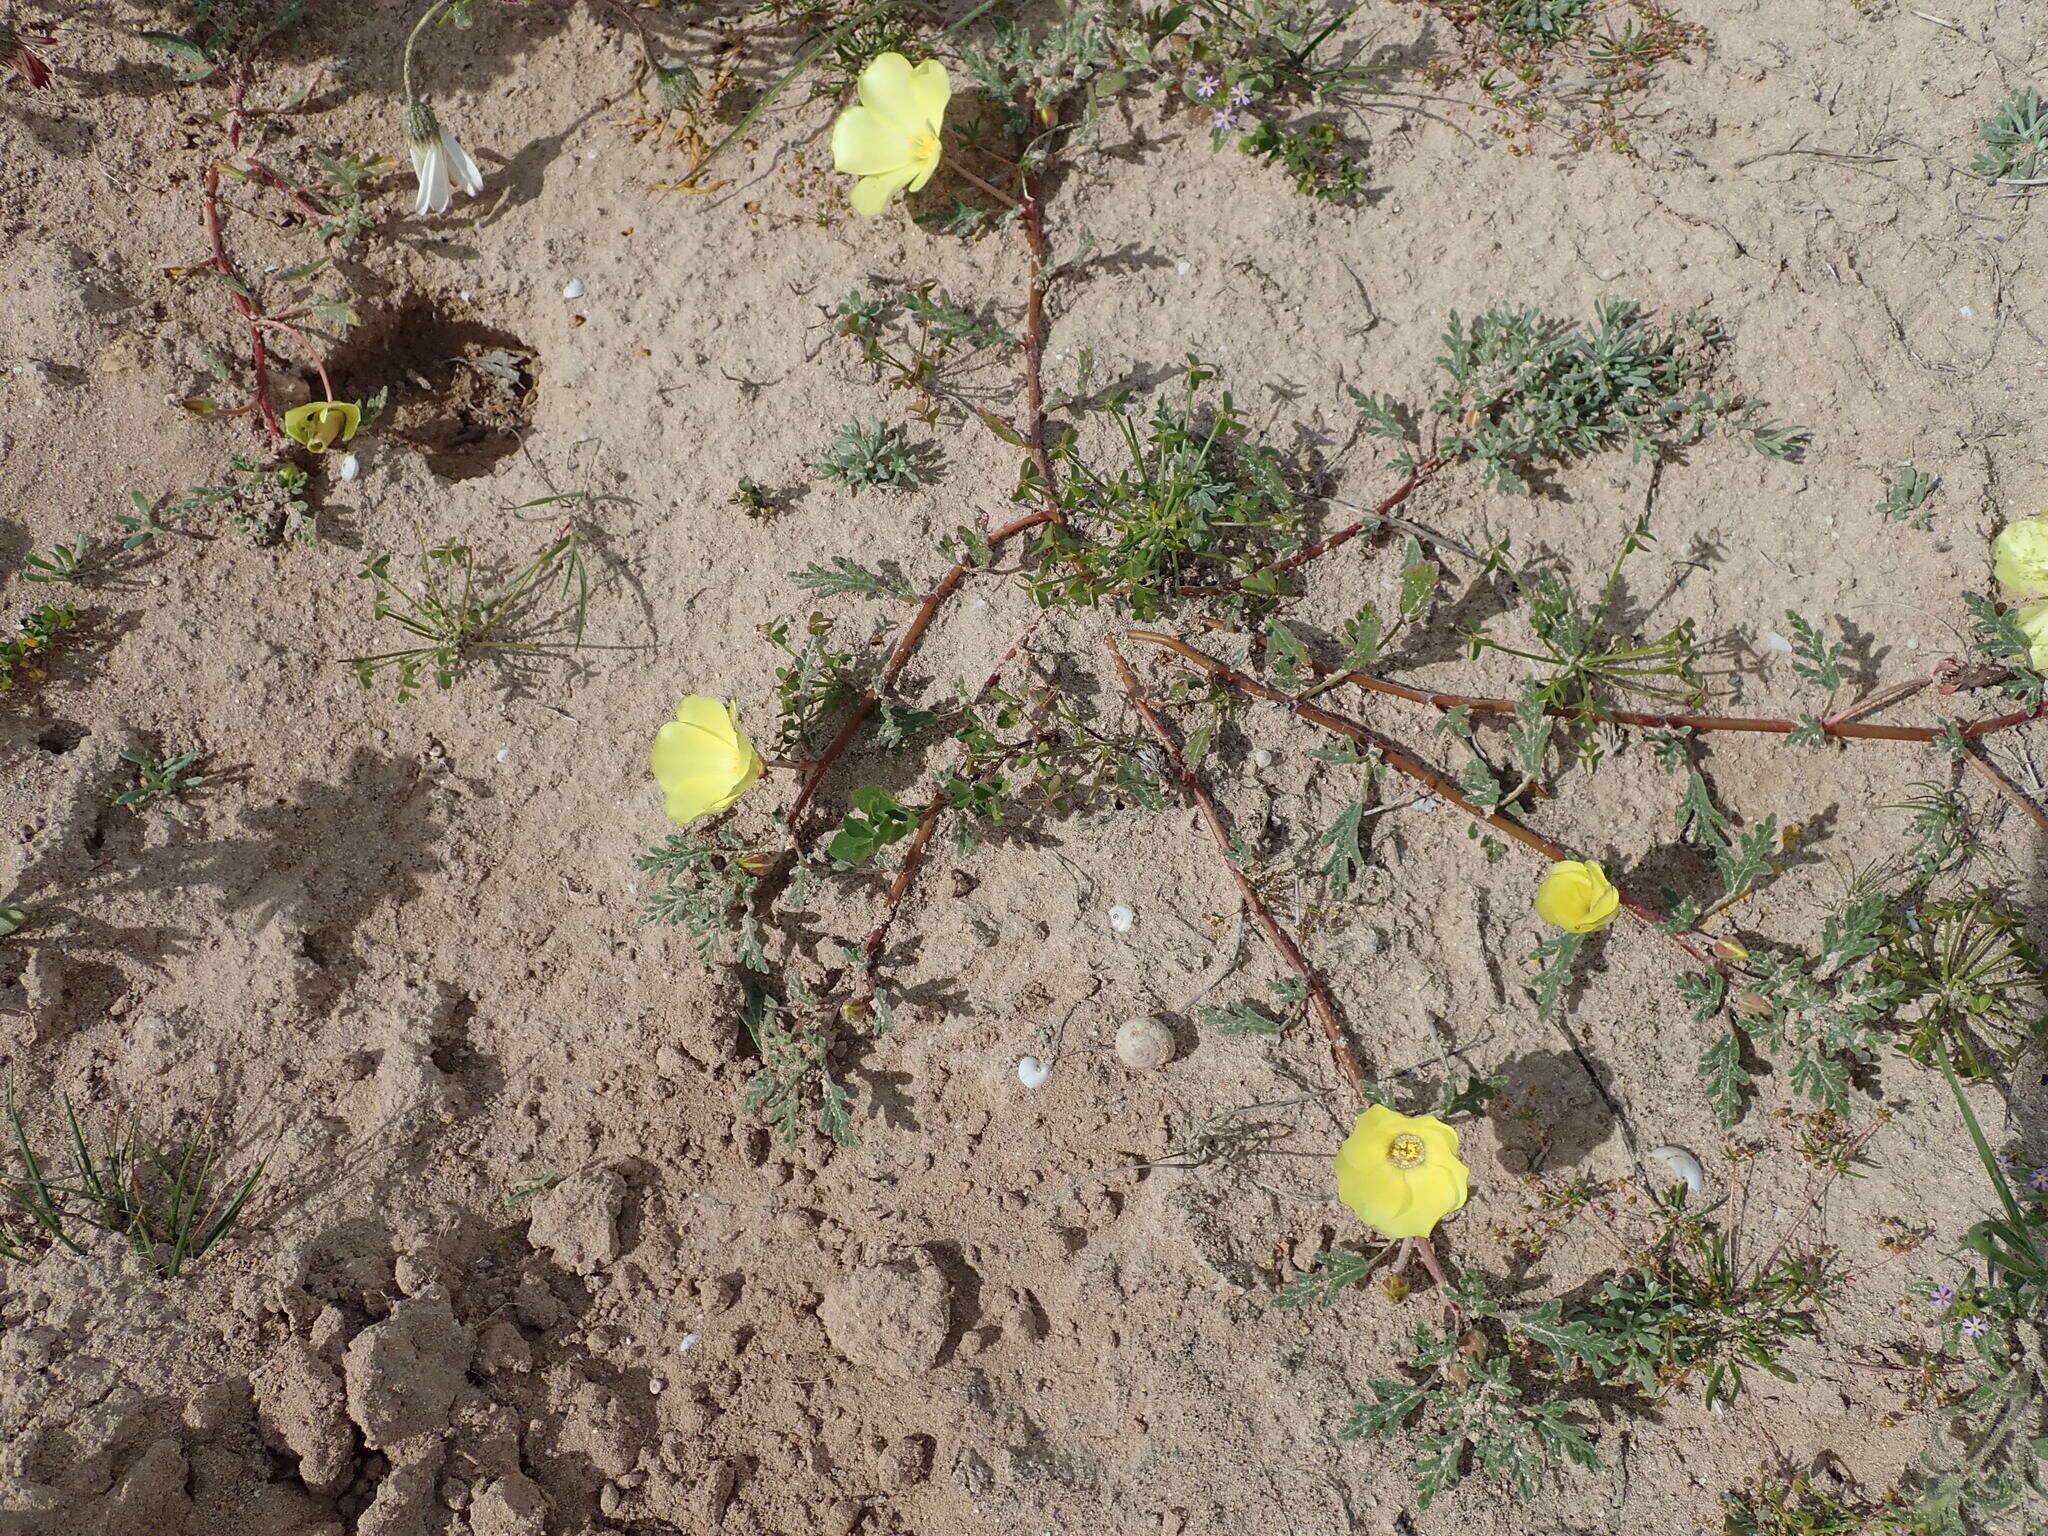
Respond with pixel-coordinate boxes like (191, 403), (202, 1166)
(1015, 1056), (1051, 1089)
(1106, 904), (1136, 934)
(1646, 1145), (1706, 1197)
(1115, 1016), (1176, 1071)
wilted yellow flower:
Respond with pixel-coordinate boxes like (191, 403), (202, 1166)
(1535, 859), (1621, 933)
(1334, 1104), (1469, 1241)
(831, 52), (951, 217)
(283, 399), (361, 453)
(651, 696), (764, 825)
(1992, 513), (2048, 600)
(2017, 601), (2048, 669)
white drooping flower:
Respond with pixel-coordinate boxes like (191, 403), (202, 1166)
(404, 99), (483, 216)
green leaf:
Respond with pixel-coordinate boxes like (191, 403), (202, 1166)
(1197, 1000), (1284, 1037)
(1338, 601), (1384, 670)
(1529, 931), (1585, 1021)
(1784, 611), (1843, 693)
(1699, 1030), (1749, 1125)
(1398, 535), (1440, 623)
(1434, 1073), (1505, 1119)
(1316, 800), (1369, 896)
(1266, 617), (1310, 690)
(791, 556), (915, 601)
(1273, 1249), (1377, 1309)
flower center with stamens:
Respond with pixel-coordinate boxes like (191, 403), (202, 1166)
(1387, 1134), (1426, 1169)
(909, 132), (939, 162)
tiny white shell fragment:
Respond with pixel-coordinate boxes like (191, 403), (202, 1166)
(562, 277), (587, 300)
(1115, 1016), (1176, 1071)
(678, 1332), (700, 1354)
(495, 747), (512, 763)
(337, 453), (360, 482)
(1762, 631), (1794, 655)
(1015, 1055), (1051, 1089)
(1252, 748), (1277, 768)
(1107, 904), (1136, 934)
(1646, 1144), (1706, 1197)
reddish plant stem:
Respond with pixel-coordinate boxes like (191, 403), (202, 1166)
(791, 163), (1071, 839)
(1177, 456), (1447, 598)
(1328, 664), (2046, 744)
(857, 614), (1048, 973)
(783, 508), (1060, 834)
(1126, 628), (1722, 969)
(1105, 633), (1368, 1099)
(202, 160), (284, 447)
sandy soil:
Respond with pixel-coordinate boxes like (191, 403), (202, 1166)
(2, 2), (2046, 1533)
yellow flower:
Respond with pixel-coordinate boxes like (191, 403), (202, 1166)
(1534, 859), (1621, 933)
(1334, 1104), (1469, 1241)
(831, 52), (951, 217)
(1992, 513), (2048, 600)
(283, 399), (361, 454)
(651, 696), (765, 825)
(2017, 601), (2048, 669)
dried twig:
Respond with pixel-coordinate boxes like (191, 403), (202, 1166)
(1104, 632), (1367, 1100)
(1126, 628), (1723, 968)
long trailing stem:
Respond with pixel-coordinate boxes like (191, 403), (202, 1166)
(789, 155), (1070, 837)
(783, 507), (1058, 833)
(1126, 627), (1724, 969)
(1320, 656), (2044, 745)
(1105, 632), (1368, 1101)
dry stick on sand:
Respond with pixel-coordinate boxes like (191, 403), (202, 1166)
(1125, 628), (1727, 969)
(1104, 633), (1368, 1101)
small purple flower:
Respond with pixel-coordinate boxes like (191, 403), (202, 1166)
(1210, 107), (1240, 132)
(1961, 1315), (1989, 1341)
(1998, 1152), (2017, 1170)
(2030, 1167), (2048, 1194)
(1929, 1284), (1957, 1310)
(1194, 74), (1220, 100)
(1228, 82), (1253, 108)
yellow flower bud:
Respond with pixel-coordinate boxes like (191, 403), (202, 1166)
(831, 53), (951, 217)
(1332, 1104), (1469, 1241)
(1533, 859), (1621, 933)
(283, 399), (362, 454)
(1992, 512), (2048, 600)
(651, 696), (765, 826)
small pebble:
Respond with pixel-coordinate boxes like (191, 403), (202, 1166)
(1015, 1055), (1051, 1089)
(1252, 748), (1277, 768)
(495, 747), (512, 762)
(1107, 904), (1136, 934)
(562, 277), (587, 300)
(337, 453), (360, 482)
(1114, 1016), (1176, 1071)
(678, 1332), (700, 1354)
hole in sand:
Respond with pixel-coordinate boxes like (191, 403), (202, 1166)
(327, 295), (539, 482)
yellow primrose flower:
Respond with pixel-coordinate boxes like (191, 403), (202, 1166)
(1334, 1104), (1469, 1241)
(2017, 601), (2048, 669)
(1535, 859), (1621, 934)
(283, 399), (361, 454)
(651, 696), (765, 825)
(1993, 513), (2048, 600)
(831, 52), (951, 217)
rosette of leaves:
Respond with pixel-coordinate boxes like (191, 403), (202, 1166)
(1877, 895), (2047, 1080)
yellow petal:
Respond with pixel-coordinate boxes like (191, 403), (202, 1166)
(2018, 601), (2048, 669)
(849, 163), (920, 217)
(902, 59), (951, 132)
(1535, 859), (1619, 933)
(856, 52), (918, 121)
(832, 104), (916, 176)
